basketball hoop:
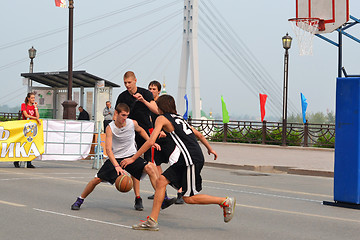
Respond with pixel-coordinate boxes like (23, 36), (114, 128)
(289, 18), (324, 56)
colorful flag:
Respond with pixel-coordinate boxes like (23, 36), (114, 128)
(55, 0), (67, 8)
(183, 94), (189, 120)
(221, 96), (229, 123)
(259, 93), (268, 122)
(300, 92), (308, 124)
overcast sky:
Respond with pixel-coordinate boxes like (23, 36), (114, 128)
(1, 0), (360, 120)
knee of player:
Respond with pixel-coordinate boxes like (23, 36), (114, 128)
(156, 175), (168, 188)
(144, 163), (157, 176)
(91, 177), (102, 185)
(182, 196), (192, 204)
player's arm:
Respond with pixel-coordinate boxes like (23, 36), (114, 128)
(133, 120), (161, 150)
(192, 127), (218, 160)
(120, 117), (166, 168)
(105, 125), (126, 175)
(133, 120), (150, 141)
(133, 93), (159, 114)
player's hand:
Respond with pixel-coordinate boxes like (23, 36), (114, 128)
(208, 149), (218, 160)
(36, 118), (41, 125)
(115, 165), (126, 175)
(152, 143), (161, 151)
(120, 157), (135, 169)
(133, 93), (144, 102)
(34, 102), (38, 108)
(159, 131), (167, 139)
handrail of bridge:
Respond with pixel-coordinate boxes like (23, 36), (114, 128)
(187, 118), (335, 148)
(0, 113), (335, 148)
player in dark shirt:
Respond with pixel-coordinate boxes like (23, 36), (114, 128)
(121, 94), (236, 231)
(147, 80), (184, 204)
(115, 71), (162, 211)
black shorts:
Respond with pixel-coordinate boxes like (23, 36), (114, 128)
(153, 134), (176, 166)
(96, 156), (148, 184)
(162, 161), (204, 197)
(135, 131), (151, 162)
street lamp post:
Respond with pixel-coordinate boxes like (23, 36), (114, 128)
(62, 0), (77, 119)
(28, 46), (36, 93)
(282, 33), (292, 146)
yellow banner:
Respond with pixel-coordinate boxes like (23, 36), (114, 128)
(0, 120), (44, 162)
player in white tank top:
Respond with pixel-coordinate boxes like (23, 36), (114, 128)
(70, 103), (178, 212)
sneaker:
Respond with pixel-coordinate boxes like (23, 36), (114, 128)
(27, 163), (35, 168)
(134, 197), (144, 211)
(14, 162), (20, 168)
(175, 192), (184, 204)
(71, 197), (84, 210)
(161, 197), (177, 210)
(132, 216), (159, 231)
(147, 194), (155, 200)
(221, 197), (236, 223)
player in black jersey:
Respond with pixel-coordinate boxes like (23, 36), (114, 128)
(121, 95), (236, 231)
(147, 80), (184, 204)
(115, 71), (159, 211)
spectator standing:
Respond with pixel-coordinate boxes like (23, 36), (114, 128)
(103, 101), (114, 132)
(14, 92), (39, 168)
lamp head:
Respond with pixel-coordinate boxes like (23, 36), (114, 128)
(28, 46), (37, 59)
(282, 33), (292, 50)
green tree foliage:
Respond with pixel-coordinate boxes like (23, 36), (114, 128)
(286, 111), (335, 124)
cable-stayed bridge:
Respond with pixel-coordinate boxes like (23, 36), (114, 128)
(0, 0), (298, 119)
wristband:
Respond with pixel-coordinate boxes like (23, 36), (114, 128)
(114, 165), (120, 168)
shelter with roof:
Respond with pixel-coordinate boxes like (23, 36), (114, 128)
(21, 70), (120, 126)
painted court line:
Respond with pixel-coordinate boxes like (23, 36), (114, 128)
(204, 179), (332, 198)
(0, 200), (26, 207)
(205, 185), (323, 203)
(33, 208), (132, 229)
(238, 203), (360, 224)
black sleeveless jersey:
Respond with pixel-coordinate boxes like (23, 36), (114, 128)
(162, 113), (204, 166)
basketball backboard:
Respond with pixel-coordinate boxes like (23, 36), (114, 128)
(296, 0), (350, 34)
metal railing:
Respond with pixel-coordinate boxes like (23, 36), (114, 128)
(188, 119), (335, 148)
(41, 120), (105, 169)
(0, 112), (21, 120)
(0, 113), (336, 148)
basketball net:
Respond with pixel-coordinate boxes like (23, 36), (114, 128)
(289, 18), (319, 56)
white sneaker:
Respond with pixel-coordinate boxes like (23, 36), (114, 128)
(221, 197), (236, 223)
(132, 216), (159, 231)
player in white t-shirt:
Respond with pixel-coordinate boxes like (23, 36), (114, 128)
(71, 103), (176, 211)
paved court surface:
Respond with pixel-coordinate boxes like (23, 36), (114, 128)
(0, 159), (359, 240)
(201, 142), (334, 177)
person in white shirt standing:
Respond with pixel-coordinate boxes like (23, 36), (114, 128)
(103, 101), (114, 132)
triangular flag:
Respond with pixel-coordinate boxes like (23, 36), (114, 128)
(221, 96), (229, 123)
(300, 92), (308, 124)
(55, 0), (67, 8)
(259, 93), (268, 122)
(183, 94), (189, 120)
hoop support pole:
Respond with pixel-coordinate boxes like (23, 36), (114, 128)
(315, 34), (338, 47)
(350, 15), (360, 24)
(336, 29), (360, 44)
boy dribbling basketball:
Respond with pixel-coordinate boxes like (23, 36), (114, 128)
(70, 103), (176, 211)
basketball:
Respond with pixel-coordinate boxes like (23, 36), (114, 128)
(115, 175), (133, 193)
